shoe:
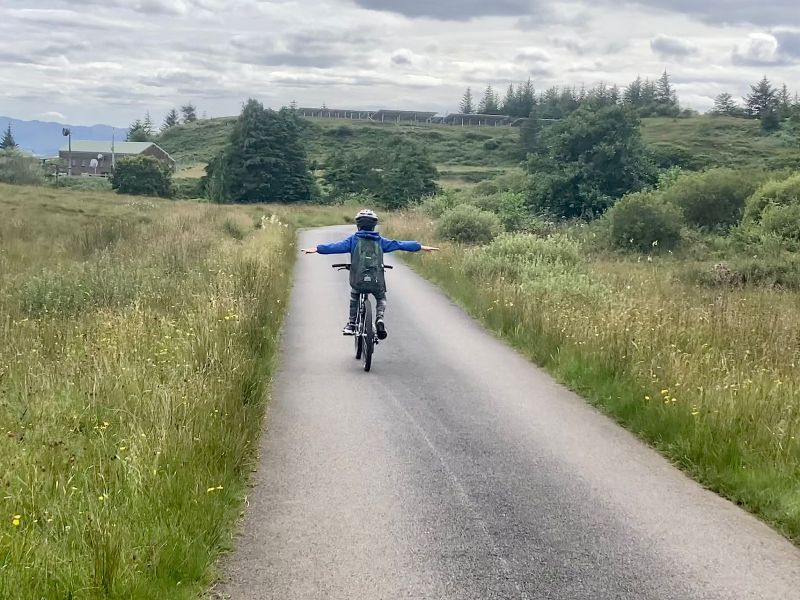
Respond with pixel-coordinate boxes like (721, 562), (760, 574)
(342, 323), (356, 336)
(376, 319), (387, 340)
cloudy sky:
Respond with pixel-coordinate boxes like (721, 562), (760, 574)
(1, 0), (799, 126)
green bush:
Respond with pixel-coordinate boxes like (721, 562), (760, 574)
(172, 177), (205, 199)
(760, 203), (800, 245)
(743, 172), (800, 222)
(111, 155), (173, 197)
(437, 205), (502, 244)
(420, 190), (467, 218)
(661, 168), (764, 230)
(0, 150), (45, 185)
(53, 176), (112, 192)
(683, 255), (800, 290)
(606, 191), (683, 252)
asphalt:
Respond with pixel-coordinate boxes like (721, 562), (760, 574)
(215, 226), (800, 600)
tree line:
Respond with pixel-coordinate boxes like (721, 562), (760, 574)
(459, 71), (682, 119)
(712, 76), (800, 131)
(127, 104), (199, 142)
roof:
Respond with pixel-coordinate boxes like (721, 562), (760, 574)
(58, 141), (154, 154)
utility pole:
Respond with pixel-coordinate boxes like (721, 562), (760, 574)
(62, 128), (72, 176)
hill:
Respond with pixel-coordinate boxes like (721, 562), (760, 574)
(1, 116), (126, 156)
(157, 114), (800, 187)
(157, 116), (521, 171)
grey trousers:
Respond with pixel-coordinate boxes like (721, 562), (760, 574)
(349, 288), (386, 324)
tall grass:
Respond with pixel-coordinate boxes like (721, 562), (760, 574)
(0, 184), (347, 598)
(387, 212), (800, 544)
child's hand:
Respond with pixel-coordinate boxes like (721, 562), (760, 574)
(301, 248), (318, 254)
(421, 245), (440, 252)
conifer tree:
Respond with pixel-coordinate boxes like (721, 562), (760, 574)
(161, 108), (180, 132)
(206, 99), (314, 203)
(143, 111), (154, 136)
(478, 86), (500, 114)
(459, 88), (474, 114)
(181, 103), (198, 122)
(712, 93), (738, 116)
(1, 123), (17, 150)
(127, 119), (149, 142)
(745, 76), (777, 118)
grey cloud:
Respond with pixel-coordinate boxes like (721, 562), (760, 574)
(514, 47), (551, 62)
(231, 27), (378, 69)
(650, 35), (698, 58)
(631, 1), (800, 27)
(774, 30), (800, 58)
(352, 0), (536, 21)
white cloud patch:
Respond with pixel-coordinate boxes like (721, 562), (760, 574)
(733, 33), (784, 65)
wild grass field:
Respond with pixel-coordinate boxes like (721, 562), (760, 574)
(386, 212), (800, 544)
(0, 184), (349, 599)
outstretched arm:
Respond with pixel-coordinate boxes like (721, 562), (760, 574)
(301, 236), (354, 255)
(381, 239), (439, 253)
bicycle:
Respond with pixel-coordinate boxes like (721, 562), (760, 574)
(332, 263), (393, 372)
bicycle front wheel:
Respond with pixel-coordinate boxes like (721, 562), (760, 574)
(362, 296), (374, 372)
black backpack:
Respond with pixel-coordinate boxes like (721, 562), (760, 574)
(350, 236), (385, 294)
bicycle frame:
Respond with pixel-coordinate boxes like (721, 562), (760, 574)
(333, 263), (391, 373)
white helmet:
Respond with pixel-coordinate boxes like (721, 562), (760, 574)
(355, 209), (378, 230)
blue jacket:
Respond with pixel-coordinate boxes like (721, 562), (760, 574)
(316, 230), (422, 255)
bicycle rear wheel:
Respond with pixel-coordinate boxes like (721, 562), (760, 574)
(362, 297), (374, 372)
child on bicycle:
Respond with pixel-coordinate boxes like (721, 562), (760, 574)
(302, 209), (438, 340)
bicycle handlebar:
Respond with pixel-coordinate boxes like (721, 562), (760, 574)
(331, 264), (393, 270)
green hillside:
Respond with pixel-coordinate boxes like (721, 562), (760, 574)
(157, 114), (800, 185)
(642, 116), (800, 171)
(158, 116), (521, 172)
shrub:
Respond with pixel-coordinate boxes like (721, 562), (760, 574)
(420, 190), (466, 218)
(683, 255), (800, 290)
(527, 105), (656, 218)
(172, 177), (205, 199)
(111, 155), (173, 197)
(760, 203), (800, 245)
(743, 172), (800, 222)
(661, 168), (764, 230)
(437, 205), (502, 244)
(606, 191), (683, 252)
(0, 150), (45, 185)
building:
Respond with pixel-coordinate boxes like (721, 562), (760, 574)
(58, 141), (176, 176)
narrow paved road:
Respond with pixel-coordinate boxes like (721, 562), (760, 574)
(217, 226), (800, 600)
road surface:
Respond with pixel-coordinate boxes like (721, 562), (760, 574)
(215, 226), (800, 599)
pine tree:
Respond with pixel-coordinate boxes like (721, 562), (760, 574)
(609, 84), (621, 106)
(624, 76), (643, 107)
(478, 86), (500, 114)
(161, 108), (180, 132)
(143, 111), (154, 136)
(181, 103), (198, 123)
(127, 119), (149, 142)
(745, 76), (777, 118)
(1, 123), (17, 150)
(518, 78), (536, 117)
(777, 83), (792, 119)
(206, 99), (315, 203)
(712, 93), (738, 116)
(459, 88), (474, 114)
(502, 84), (516, 116)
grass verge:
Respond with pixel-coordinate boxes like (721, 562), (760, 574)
(0, 184), (347, 598)
(387, 213), (800, 545)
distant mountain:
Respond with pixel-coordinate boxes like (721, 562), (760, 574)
(0, 116), (127, 157)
